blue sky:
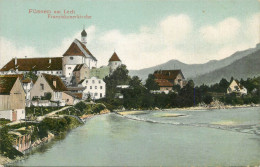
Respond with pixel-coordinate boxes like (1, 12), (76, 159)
(0, 0), (259, 69)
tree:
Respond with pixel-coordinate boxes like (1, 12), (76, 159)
(24, 71), (38, 81)
(103, 64), (131, 99)
(203, 95), (213, 104)
(218, 78), (229, 92)
(145, 74), (159, 90)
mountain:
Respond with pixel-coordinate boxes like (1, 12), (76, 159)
(192, 49), (260, 85)
(129, 43), (260, 82)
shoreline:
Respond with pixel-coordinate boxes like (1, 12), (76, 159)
(115, 104), (260, 113)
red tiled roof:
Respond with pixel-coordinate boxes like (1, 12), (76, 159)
(63, 39), (97, 61)
(154, 70), (184, 80)
(155, 79), (173, 87)
(0, 77), (18, 94)
(42, 74), (67, 92)
(109, 52), (121, 62)
(0, 57), (62, 71)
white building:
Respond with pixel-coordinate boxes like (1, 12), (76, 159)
(79, 77), (106, 100)
(0, 57), (63, 76)
(227, 79), (247, 95)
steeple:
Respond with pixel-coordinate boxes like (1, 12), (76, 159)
(81, 26), (87, 45)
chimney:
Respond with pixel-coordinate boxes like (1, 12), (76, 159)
(49, 58), (51, 64)
(15, 57), (17, 65)
(53, 79), (57, 88)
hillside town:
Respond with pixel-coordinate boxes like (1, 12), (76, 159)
(0, 28), (257, 122)
(0, 29), (259, 165)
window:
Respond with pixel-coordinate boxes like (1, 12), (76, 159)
(70, 57), (74, 60)
(56, 71), (58, 74)
(94, 93), (98, 96)
(100, 86), (102, 89)
(115, 62), (117, 65)
(40, 84), (44, 90)
(100, 93), (102, 97)
(90, 86), (92, 89)
(86, 80), (88, 84)
(99, 80), (101, 84)
(95, 86), (97, 89)
(66, 99), (69, 102)
(92, 80), (95, 84)
(68, 67), (71, 69)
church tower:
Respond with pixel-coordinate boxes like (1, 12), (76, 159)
(81, 28), (87, 45)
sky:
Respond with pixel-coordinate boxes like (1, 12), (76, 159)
(0, 0), (259, 70)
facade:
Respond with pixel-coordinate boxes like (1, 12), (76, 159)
(62, 91), (81, 105)
(154, 70), (186, 88)
(108, 52), (122, 74)
(227, 80), (247, 95)
(0, 57), (63, 76)
(30, 74), (67, 106)
(79, 77), (106, 100)
(0, 76), (26, 121)
(21, 78), (34, 107)
(73, 64), (90, 84)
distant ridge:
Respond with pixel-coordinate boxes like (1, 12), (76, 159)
(129, 43), (260, 83)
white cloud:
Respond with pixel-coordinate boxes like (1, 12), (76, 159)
(0, 14), (259, 71)
(199, 17), (241, 44)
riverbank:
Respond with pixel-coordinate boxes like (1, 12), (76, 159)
(116, 103), (260, 114)
(0, 102), (111, 166)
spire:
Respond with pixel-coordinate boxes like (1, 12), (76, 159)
(109, 52), (121, 62)
(81, 26), (87, 45)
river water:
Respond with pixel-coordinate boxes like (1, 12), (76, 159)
(11, 107), (260, 166)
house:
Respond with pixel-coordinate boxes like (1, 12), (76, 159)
(0, 74), (34, 107)
(62, 91), (81, 105)
(154, 70), (186, 88)
(108, 52), (122, 74)
(0, 57), (63, 76)
(0, 76), (26, 121)
(72, 64), (90, 84)
(30, 74), (67, 106)
(21, 78), (35, 106)
(154, 79), (173, 94)
(227, 79), (247, 95)
(79, 77), (106, 100)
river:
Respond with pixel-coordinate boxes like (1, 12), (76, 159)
(11, 107), (260, 166)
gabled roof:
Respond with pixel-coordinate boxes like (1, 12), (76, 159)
(109, 52), (121, 62)
(154, 70), (185, 80)
(63, 39), (97, 61)
(64, 91), (82, 99)
(0, 77), (18, 94)
(73, 64), (85, 72)
(42, 74), (67, 92)
(0, 57), (62, 71)
(155, 79), (173, 87)
(232, 79), (244, 89)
